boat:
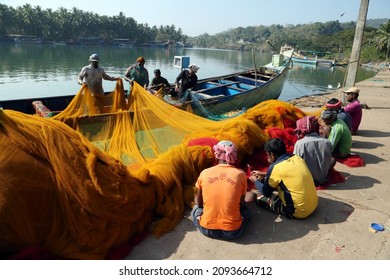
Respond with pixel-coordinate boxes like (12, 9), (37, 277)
(280, 44), (318, 66)
(159, 55), (291, 119)
(291, 55), (318, 65)
(318, 59), (335, 67)
(0, 94), (76, 115)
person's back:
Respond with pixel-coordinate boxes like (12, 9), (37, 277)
(329, 119), (351, 158)
(294, 132), (332, 185)
(197, 164), (247, 230)
(293, 115), (333, 185)
(191, 140), (251, 240)
(268, 154), (318, 218)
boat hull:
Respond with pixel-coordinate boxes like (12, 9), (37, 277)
(166, 63), (289, 118)
(291, 56), (318, 65)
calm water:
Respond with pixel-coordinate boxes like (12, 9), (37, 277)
(0, 43), (376, 101)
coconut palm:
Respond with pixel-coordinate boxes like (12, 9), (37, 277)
(374, 20), (390, 60)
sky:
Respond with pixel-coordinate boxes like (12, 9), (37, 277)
(2, 0), (389, 36)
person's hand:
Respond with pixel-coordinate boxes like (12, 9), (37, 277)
(251, 170), (266, 182)
(175, 84), (179, 92)
(319, 124), (330, 138)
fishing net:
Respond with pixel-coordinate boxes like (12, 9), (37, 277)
(0, 80), (313, 259)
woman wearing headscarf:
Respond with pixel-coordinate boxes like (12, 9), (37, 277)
(293, 116), (333, 185)
(191, 140), (251, 240)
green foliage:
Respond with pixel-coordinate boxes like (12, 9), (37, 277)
(0, 3), (388, 62)
(0, 4), (185, 44)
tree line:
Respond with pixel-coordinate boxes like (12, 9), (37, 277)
(0, 4), (389, 63)
(0, 4), (187, 43)
(189, 19), (390, 63)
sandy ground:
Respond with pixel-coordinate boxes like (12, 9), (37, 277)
(127, 66), (390, 260)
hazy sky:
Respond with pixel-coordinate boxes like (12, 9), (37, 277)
(2, 0), (389, 36)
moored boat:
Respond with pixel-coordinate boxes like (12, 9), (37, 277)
(159, 55), (291, 119)
(291, 55), (318, 65)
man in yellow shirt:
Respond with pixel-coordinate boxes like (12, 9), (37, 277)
(250, 138), (318, 219)
(191, 140), (251, 240)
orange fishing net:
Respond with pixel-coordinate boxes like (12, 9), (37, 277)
(0, 80), (314, 259)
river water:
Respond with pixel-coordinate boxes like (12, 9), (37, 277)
(0, 43), (376, 101)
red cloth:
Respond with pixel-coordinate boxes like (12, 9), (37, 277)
(315, 168), (346, 190)
(266, 127), (297, 153)
(336, 154), (365, 167)
(187, 137), (219, 149)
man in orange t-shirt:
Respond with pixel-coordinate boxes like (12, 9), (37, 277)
(191, 140), (251, 240)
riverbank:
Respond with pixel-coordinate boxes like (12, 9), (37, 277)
(127, 67), (390, 260)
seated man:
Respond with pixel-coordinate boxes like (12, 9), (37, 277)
(293, 116), (333, 185)
(150, 69), (170, 91)
(320, 109), (352, 159)
(191, 140), (251, 240)
(343, 87), (363, 135)
(325, 98), (352, 132)
(250, 138), (318, 219)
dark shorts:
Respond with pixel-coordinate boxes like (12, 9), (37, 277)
(191, 205), (251, 240)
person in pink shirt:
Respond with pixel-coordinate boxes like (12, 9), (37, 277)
(343, 87), (362, 135)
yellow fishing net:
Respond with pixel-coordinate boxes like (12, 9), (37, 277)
(0, 80), (310, 259)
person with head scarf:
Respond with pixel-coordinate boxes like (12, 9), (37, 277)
(191, 140), (251, 240)
(343, 87), (362, 135)
(124, 56), (149, 90)
(249, 138), (318, 219)
(174, 63), (199, 101)
(325, 98), (352, 132)
(78, 53), (119, 95)
(293, 116), (333, 185)
(321, 109), (352, 159)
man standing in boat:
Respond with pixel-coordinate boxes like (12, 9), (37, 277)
(175, 64), (199, 101)
(78, 53), (119, 95)
(124, 56), (149, 90)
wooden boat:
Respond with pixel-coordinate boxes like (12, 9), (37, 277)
(318, 59), (335, 67)
(0, 94), (76, 115)
(160, 57), (290, 119)
(291, 55), (318, 65)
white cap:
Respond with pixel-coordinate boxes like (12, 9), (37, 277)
(89, 53), (100, 62)
(189, 64), (200, 72)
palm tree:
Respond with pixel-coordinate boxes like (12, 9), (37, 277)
(375, 20), (390, 60)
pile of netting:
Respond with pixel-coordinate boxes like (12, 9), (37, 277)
(0, 80), (314, 259)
